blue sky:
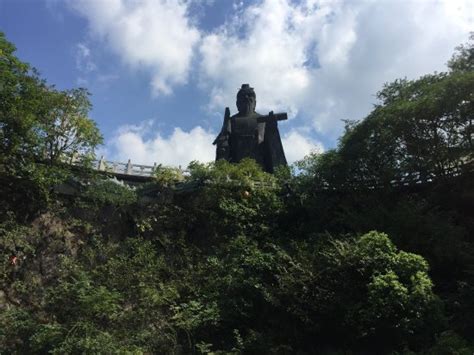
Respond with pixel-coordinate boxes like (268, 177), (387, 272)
(1, 0), (472, 167)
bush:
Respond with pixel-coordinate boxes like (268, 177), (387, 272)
(82, 179), (137, 207)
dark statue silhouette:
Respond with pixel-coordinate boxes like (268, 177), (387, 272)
(213, 84), (287, 173)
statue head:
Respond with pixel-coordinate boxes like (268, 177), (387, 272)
(236, 84), (256, 116)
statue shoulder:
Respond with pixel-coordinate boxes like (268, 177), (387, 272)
(231, 112), (262, 119)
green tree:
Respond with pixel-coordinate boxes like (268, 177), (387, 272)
(448, 32), (474, 72)
(298, 35), (473, 190)
(0, 32), (102, 170)
(307, 232), (443, 352)
(0, 32), (46, 169)
(0, 32), (102, 216)
(38, 88), (102, 165)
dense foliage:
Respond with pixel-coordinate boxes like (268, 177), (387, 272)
(1, 33), (473, 354)
(0, 32), (102, 169)
(0, 32), (102, 219)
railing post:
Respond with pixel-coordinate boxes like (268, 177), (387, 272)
(98, 155), (105, 171)
(69, 151), (78, 164)
(126, 159), (132, 175)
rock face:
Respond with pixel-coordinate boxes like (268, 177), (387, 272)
(213, 84), (287, 173)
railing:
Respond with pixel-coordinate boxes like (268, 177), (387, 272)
(95, 156), (158, 177)
(69, 154), (473, 189)
(70, 155), (279, 189)
(313, 161), (473, 191)
(70, 155), (160, 177)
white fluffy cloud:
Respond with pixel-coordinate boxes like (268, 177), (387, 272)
(104, 121), (215, 167)
(69, 0), (200, 95)
(303, 0), (473, 135)
(70, 0), (472, 122)
(282, 129), (323, 163)
(199, 0), (473, 136)
(103, 121), (320, 167)
(199, 0), (323, 117)
(70, 0), (472, 160)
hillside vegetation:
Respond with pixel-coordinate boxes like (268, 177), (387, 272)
(1, 32), (473, 354)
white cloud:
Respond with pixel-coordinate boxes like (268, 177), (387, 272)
(103, 120), (320, 167)
(198, 0), (473, 137)
(282, 129), (323, 164)
(103, 120), (321, 167)
(75, 42), (96, 85)
(69, 0), (200, 95)
(104, 121), (216, 168)
(199, 0), (325, 117)
(70, 0), (472, 145)
(303, 0), (473, 135)
(75, 42), (96, 73)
